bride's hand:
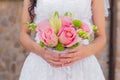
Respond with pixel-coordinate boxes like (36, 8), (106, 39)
(41, 48), (62, 67)
(59, 45), (92, 67)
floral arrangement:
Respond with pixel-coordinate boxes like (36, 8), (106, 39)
(24, 11), (98, 52)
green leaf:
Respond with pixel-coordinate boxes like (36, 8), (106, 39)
(54, 11), (60, 18)
(47, 38), (58, 47)
(77, 30), (89, 39)
(77, 30), (83, 35)
(64, 12), (73, 18)
(39, 41), (44, 47)
(69, 12), (73, 18)
(29, 23), (37, 31)
(92, 25), (98, 33)
(55, 43), (65, 51)
(49, 11), (62, 34)
(81, 33), (89, 39)
(23, 22), (37, 31)
(72, 19), (82, 28)
(68, 42), (80, 49)
(64, 12), (69, 16)
(77, 30), (86, 36)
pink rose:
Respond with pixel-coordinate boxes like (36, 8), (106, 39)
(61, 16), (72, 27)
(80, 23), (90, 33)
(57, 16), (73, 36)
(58, 26), (78, 47)
(36, 19), (50, 32)
(37, 20), (58, 47)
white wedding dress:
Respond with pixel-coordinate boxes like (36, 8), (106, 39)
(19, 0), (110, 80)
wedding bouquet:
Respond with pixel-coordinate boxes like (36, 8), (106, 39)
(24, 11), (98, 53)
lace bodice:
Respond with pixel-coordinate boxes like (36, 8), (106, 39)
(34, 0), (93, 24)
(33, 0), (109, 24)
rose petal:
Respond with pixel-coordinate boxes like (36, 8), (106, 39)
(59, 26), (78, 47)
(81, 23), (90, 33)
(66, 35), (79, 47)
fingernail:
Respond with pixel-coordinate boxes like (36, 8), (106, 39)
(60, 54), (64, 57)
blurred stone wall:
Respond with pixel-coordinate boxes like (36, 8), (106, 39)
(0, 1), (28, 80)
(115, 0), (120, 80)
(0, 0), (111, 80)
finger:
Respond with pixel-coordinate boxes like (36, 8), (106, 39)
(71, 53), (82, 62)
(60, 58), (72, 64)
(63, 61), (75, 67)
(45, 49), (60, 58)
(63, 58), (79, 67)
(62, 55), (82, 67)
(45, 52), (60, 61)
(50, 64), (61, 68)
(47, 59), (62, 67)
(46, 54), (60, 62)
(48, 51), (60, 58)
(60, 52), (75, 58)
(60, 52), (78, 58)
(59, 56), (78, 65)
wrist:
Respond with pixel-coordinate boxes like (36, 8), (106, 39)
(86, 43), (97, 55)
(32, 41), (45, 56)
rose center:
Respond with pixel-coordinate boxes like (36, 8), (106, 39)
(66, 32), (73, 37)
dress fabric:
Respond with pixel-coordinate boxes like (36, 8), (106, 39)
(19, 0), (108, 80)
(104, 0), (110, 17)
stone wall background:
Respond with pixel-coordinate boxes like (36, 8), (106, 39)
(0, 1), (28, 80)
(0, 0), (119, 80)
(115, 0), (120, 80)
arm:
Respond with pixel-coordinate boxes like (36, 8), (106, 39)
(19, 0), (45, 56)
(77, 0), (106, 55)
(88, 0), (106, 54)
(59, 0), (107, 66)
(19, 0), (61, 67)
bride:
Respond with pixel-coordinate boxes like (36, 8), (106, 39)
(19, 0), (110, 80)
